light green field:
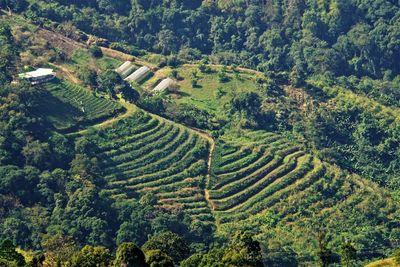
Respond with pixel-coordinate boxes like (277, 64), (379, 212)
(141, 65), (260, 118)
(175, 66), (259, 116)
(69, 49), (122, 72)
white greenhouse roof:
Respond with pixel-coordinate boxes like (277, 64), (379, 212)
(115, 61), (133, 74)
(153, 78), (174, 92)
(124, 66), (151, 82)
(19, 68), (55, 79)
(120, 65), (137, 77)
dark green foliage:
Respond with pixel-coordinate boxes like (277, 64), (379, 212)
(0, 22), (17, 84)
(0, 0), (28, 12)
(0, 240), (25, 267)
(70, 245), (112, 267)
(174, 103), (211, 129)
(89, 46), (103, 58)
(96, 70), (128, 98)
(114, 242), (148, 267)
(395, 249), (400, 264)
(138, 93), (166, 114)
(145, 249), (174, 267)
(340, 241), (357, 267)
(142, 232), (189, 264)
(20, 0), (400, 79)
(180, 232), (262, 267)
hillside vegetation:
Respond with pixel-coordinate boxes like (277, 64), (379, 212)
(1, 1), (400, 266)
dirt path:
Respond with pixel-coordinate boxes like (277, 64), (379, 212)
(186, 126), (216, 211)
(49, 63), (82, 85)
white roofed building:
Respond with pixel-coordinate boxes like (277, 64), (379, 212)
(18, 68), (56, 85)
(124, 66), (151, 82)
(115, 61), (133, 75)
(153, 78), (174, 92)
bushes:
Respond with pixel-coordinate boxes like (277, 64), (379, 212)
(89, 45), (103, 58)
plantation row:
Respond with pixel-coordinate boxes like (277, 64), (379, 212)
(210, 131), (394, 236)
(209, 132), (317, 224)
(41, 80), (123, 130)
(86, 112), (213, 222)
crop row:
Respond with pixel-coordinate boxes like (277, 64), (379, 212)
(153, 178), (205, 195)
(48, 83), (122, 117)
(104, 127), (187, 172)
(217, 157), (325, 223)
(214, 136), (285, 170)
(215, 139), (295, 177)
(127, 160), (207, 190)
(112, 132), (197, 177)
(108, 140), (208, 187)
(104, 125), (180, 166)
(121, 141), (208, 187)
(214, 146), (266, 175)
(210, 150), (305, 200)
(211, 145), (300, 190)
(213, 154), (312, 212)
(97, 118), (161, 151)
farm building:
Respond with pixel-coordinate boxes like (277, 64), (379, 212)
(124, 66), (151, 82)
(18, 68), (56, 85)
(115, 61), (134, 75)
(153, 78), (174, 92)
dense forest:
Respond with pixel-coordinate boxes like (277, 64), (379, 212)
(0, 0), (400, 266)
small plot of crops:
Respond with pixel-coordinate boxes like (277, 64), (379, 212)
(88, 112), (213, 222)
(39, 80), (123, 131)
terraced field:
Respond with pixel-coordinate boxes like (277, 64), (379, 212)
(208, 131), (398, 237)
(37, 80), (124, 131)
(86, 112), (213, 223)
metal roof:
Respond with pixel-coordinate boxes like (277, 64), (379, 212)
(115, 61), (133, 74)
(19, 68), (55, 79)
(153, 78), (174, 92)
(124, 66), (151, 82)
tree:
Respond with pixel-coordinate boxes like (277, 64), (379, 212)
(145, 250), (174, 267)
(340, 241), (357, 267)
(0, 22), (17, 85)
(218, 66), (230, 82)
(0, 240), (25, 267)
(96, 70), (127, 98)
(114, 242), (148, 267)
(70, 245), (112, 267)
(223, 232), (263, 267)
(41, 235), (78, 267)
(89, 46), (103, 58)
(28, 253), (45, 267)
(22, 139), (50, 168)
(0, 0), (28, 12)
(316, 233), (335, 267)
(142, 232), (189, 264)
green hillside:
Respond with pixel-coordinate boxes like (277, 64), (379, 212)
(37, 79), (124, 131)
(1, 1), (400, 266)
